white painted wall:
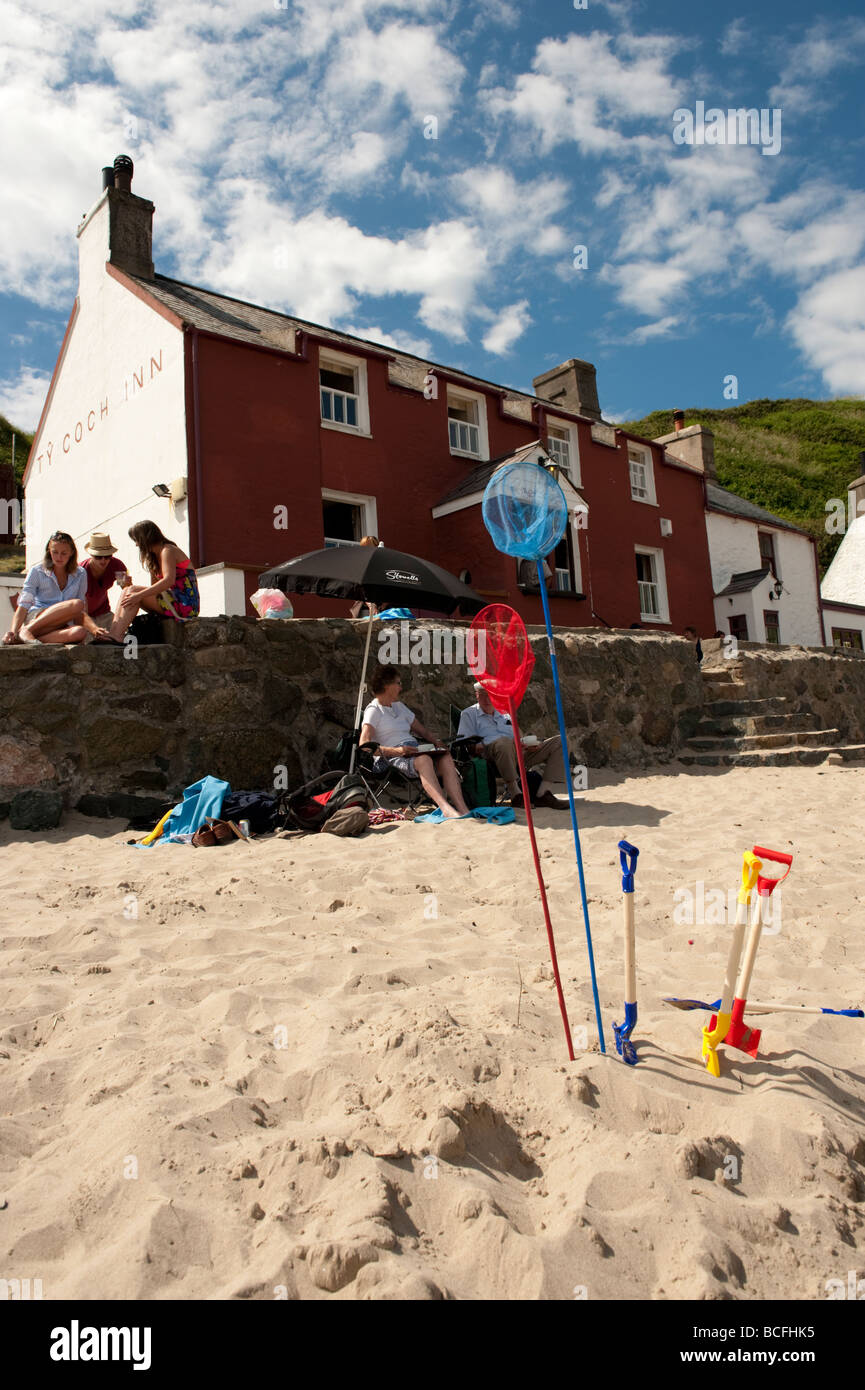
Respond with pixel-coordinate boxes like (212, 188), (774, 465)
(23, 193), (188, 589)
(707, 511), (823, 645)
(821, 515), (865, 605)
(196, 563), (248, 617)
(0, 573), (23, 621)
(821, 602), (865, 650)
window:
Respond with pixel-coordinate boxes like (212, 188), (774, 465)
(319, 350), (370, 434)
(448, 396), (480, 455)
(628, 444), (656, 505)
(546, 421), (580, 484)
(763, 609), (780, 644)
(758, 531), (779, 578)
(635, 546), (668, 622)
(729, 614), (749, 642)
(321, 489), (377, 548)
(447, 388), (488, 459)
(832, 627), (864, 650)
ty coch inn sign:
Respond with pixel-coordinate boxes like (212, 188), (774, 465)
(33, 350), (165, 472)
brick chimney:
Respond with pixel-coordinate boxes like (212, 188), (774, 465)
(76, 154), (155, 295)
(532, 358), (602, 422)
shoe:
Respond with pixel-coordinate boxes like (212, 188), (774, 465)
(534, 790), (569, 810)
(510, 792), (525, 808)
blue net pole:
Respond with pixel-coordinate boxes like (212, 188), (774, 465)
(536, 559), (606, 1053)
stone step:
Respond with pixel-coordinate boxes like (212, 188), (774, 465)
(701, 668), (743, 684)
(705, 696), (793, 717)
(686, 728), (840, 752)
(694, 712), (817, 737)
(678, 743), (865, 769)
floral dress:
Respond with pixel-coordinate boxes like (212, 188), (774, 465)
(156, 559), (200, 620)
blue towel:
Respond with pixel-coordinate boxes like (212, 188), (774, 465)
(376, 607), (415, 619)
(147, 775), (230, 845)
(414, 805), (515, 825)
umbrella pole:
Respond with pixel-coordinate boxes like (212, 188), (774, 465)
(349, 615), (375, 774)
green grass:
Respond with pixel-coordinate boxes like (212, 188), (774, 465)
(0, 412), (32, 487)
(621, 398), (865, 574)
(0, 544), (25, 575)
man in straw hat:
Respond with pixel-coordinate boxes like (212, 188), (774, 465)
(81, 532), (132, 636)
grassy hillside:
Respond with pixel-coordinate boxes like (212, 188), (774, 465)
(621, 398), (865, 574)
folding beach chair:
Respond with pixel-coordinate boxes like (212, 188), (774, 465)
(324, 729), (427, 810)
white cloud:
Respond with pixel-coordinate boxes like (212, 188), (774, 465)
(0, 365), (51, 432)
(719, 18), (748, 57)
(481, 300), (531, 354)
(450, 167), (569, 257)
(483, 31), (685, 159)
(786, 267), (865, 396)
(768, 18), (865, 107)
(340, 324), (433, 358)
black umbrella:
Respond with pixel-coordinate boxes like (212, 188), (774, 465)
(259, 546), (486, 771)
(260, 545), (485, 615)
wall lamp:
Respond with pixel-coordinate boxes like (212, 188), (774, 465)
(152, 483), (171, 498)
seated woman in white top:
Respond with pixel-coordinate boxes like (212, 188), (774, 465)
(2, 531), (112, 646)
(360, 664), (469, 819)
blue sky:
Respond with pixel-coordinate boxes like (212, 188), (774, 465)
(1, 0), (864, 433)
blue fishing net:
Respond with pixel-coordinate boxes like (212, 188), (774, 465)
(482, 461), (569, 560)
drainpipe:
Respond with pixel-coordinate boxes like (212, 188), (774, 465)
(191, 328), (205, 567)
(811, 535), (826, 646)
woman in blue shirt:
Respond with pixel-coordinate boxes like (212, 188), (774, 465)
(2, 531), (108, 645)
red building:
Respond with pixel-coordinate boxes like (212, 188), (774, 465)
(26, 156), (717, 635)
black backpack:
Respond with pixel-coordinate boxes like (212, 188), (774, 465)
(283, 773), (371, 833)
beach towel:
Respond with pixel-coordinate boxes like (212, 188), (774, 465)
(137, 775), (230, 846)
(413, 805), (514, 825)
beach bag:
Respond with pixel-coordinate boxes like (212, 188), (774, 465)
(461, 756), (497, 809)
(283, 772), (371, 833)
(321, 806), (370, 837)
(128, 612), (165, 645)
(221, 790), (281, 835)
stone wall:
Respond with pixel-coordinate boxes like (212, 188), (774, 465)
(701, 637), (865, 743)
(0, 619), (707, 816)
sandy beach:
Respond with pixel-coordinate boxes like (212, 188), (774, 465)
(1, 761), (863, 1301)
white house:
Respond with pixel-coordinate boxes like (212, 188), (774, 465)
(821, 468), (865, 651)
(654, 421), (825, 647)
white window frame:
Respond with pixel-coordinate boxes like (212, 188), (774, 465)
(321, 488), (378, 548)
(319, 348), (371, 437)
(635, 545), (669, 623)
(628, 443), (657, 506)
(447, 386), (489, 461)
(546, 418), (581, 486)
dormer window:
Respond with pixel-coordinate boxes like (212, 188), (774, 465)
(319, 349), (370, 435)
(628, 444), (657, 505)
(546, 420), (581, 485)
(447, 387), (488, 459)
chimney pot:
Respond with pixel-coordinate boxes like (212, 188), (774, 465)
(113, 154), (134, 193)
(102, 166), (115, 191)
(673, 409), (685, 433)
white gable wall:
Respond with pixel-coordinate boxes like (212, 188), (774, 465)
(706, 511), (823, 645)
(24, 199), (188, 585)
(821, 515), (865, 605)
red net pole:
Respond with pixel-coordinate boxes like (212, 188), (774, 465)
(508, 696), (575, 1062)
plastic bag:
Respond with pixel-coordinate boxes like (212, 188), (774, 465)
(250, 588), (293, 619)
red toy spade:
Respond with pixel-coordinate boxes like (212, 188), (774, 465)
(469, 605), (576, 1061)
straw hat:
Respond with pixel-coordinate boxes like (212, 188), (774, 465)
(85, 532), (117, 556)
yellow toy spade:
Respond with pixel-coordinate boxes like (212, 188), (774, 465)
(701, 850), (762, 1077)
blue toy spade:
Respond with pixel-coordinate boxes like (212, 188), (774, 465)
(612, 840), (640, 1065)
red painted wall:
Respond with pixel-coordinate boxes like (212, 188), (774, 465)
(189, 333), (716, 635)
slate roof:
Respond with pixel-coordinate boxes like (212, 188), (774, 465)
(714, 566), (772, 597)
(706, 482), (806, 535)
(433, 442), (546, 509)
(129, 273), (546, 419)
